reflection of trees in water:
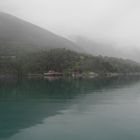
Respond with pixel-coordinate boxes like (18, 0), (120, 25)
(1, 76), (140, 99)
(0, 76), (140, 138)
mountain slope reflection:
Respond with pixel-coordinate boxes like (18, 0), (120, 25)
(0, 76), (140, 138)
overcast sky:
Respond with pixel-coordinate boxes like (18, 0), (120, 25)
(0, 0), (140, 48)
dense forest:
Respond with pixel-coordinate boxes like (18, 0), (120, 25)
(0, 48), (140, 76)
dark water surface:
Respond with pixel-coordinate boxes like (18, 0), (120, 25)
(0, 76), (140, 140)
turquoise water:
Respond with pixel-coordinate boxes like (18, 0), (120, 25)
(0, 76), (140, 140)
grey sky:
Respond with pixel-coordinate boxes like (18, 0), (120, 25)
(0, 0), (140, 48)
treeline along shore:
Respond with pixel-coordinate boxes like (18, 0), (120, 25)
(0, 48), (140, 78)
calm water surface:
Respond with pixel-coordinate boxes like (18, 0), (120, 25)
(0, 76), (140, 140)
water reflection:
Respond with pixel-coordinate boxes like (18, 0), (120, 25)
(0, 76), (140, 139)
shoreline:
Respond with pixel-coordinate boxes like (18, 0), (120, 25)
(1, 72), (140, 80)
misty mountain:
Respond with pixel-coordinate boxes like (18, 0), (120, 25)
(0, 12), (81, 55)
(70, 36), (140, 62)
(0, 12), (140, 63)
(70, 36), (122, 56)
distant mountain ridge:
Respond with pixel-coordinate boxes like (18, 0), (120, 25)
(70, 35), (140, 62)
(0, 12), (140, 63)
(0, 12), (81, 55)
(70, 36), (122, 56)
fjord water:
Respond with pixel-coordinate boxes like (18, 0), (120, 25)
(1, 76), (140, 140)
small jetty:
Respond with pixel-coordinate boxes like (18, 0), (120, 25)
(44, 70), (63, 76)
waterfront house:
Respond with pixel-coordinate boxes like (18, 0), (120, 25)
(44, 70), (63, 76)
